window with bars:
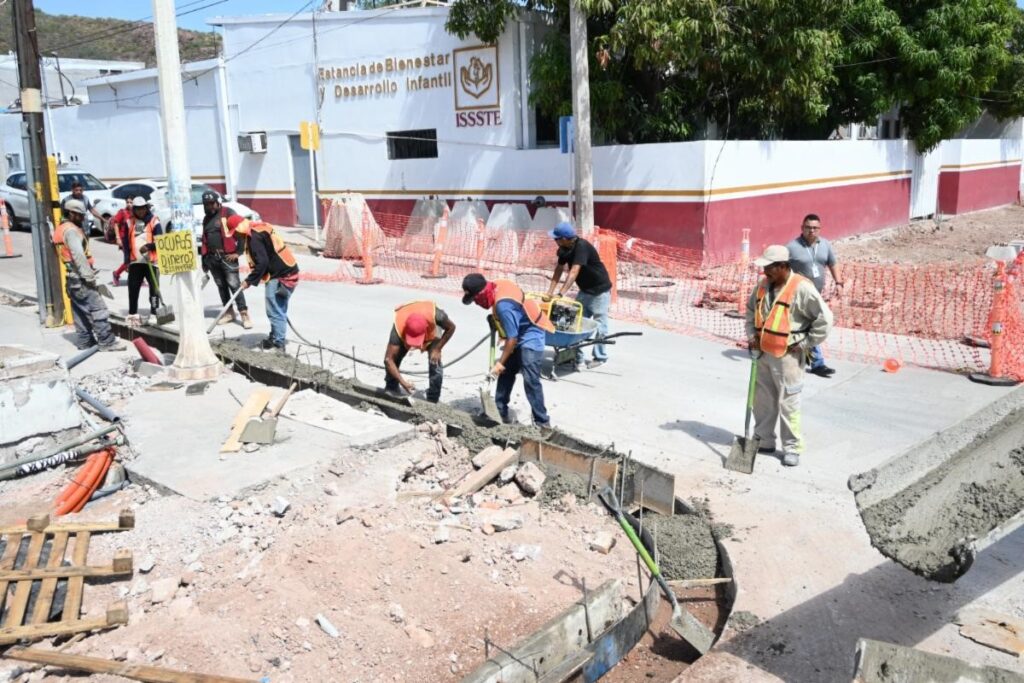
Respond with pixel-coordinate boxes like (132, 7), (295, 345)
(386, 129), (438, 160)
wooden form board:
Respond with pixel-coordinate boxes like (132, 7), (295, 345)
(3, 646), (258, 683)
(519, 439), (618, 499)
(221, 390), (272, 453)
(0, 511), (133, 645)
(0, 509), (135, 536)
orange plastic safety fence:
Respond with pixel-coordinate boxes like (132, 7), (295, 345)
(308, 200), (1024, 381)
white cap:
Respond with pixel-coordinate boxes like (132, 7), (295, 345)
(753, 245), (790, 267)
(63, 199), (86, 215)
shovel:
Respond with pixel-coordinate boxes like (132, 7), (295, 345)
(240, 382), (298, 444)
(206, 286), (245, 334)
(597, 486), (715, 654)
(479, 324), (503, 425)
(725, 352), (760, 474)
(146, 261), (175, 325)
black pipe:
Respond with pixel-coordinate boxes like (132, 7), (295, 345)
(75, 388), (121, 423)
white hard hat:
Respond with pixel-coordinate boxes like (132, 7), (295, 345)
(132, 196), (148, 208)
(63, 199), (86, 215)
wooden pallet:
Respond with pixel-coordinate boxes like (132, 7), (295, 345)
(0, 510), (134, 645)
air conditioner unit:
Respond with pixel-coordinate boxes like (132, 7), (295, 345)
(238, 132), (268, 154)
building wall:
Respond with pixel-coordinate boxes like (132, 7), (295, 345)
(937, 138), (1022, 215)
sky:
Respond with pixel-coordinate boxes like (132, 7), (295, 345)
(29, 0), (1024, 33)
(33, 0), (312, 33)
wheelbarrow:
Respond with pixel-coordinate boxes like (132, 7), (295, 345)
(544, 319), (642, 380)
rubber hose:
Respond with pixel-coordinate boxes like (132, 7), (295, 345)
(132, 337), (163, 365)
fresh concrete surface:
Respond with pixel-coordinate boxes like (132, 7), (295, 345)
(1, 231), (1022, 680)
(280, 388), (415, 446)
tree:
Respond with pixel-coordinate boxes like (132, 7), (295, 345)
(446, 0), (1024, 151)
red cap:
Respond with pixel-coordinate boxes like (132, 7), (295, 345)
(226, 215), (247, 231)
(403, 313), (429, 348)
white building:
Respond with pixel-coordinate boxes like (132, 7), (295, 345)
(0, 55), (145, 110)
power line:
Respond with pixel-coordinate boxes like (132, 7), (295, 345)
(44, 0), (218, 53)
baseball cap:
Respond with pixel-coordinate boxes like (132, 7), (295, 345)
(63, 199), (86, 215)
(201, 191), (219, 203)
(226, 215), (250, 233)
(131, 196), (148, 208)
(403, 313), (429, 348)
(461, 273), (487, 304)
(549, 221), (576, 240)
(753, 245), (791, 267)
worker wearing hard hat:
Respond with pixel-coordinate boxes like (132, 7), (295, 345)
(384, 301), (456, 402)
(124, 196), (164, 326)
(52, 199), (124, 351)
(745, 245), (833, 467)
(231, 216), (300, 351)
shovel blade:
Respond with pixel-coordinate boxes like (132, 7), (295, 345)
(669, 605), (715, 654)
(725, 435), (759, 474)
(154, 307), (175, 325)
(240, 416), (277, 444)
(479, 386), (502, 426)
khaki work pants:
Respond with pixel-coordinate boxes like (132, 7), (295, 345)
(753, 348), (805, 454)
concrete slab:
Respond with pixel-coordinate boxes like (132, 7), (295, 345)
(122, 373), (409, 501)
(0, 345), (81, 445)
(280, 388), (415, 447)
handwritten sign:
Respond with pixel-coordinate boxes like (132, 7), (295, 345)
(155, 231), (197, 276)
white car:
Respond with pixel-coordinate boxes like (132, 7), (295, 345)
(94, 179), (260, 243)
(1, 170), (112, 236)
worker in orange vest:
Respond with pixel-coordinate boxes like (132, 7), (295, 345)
(124, 196), (163, 326)
(52, 200), (124, 351)
(232, 216), (300, 351)
(462, 273), (555, 428)
(385, 300), (456, 402)
(745, 245), (833, 467)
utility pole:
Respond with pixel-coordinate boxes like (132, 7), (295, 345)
(152, 0), (222, 380)
(12, 0), (63, 326)
(569, 0), (594, 234)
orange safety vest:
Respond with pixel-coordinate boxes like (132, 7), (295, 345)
(244, 221), (297, 283)
(754, 274), (810, 358)
(394, 301), (437, 347)
(127, 216), (159, 263)
(52, 221), (94, 268)
(492, 279), (556, 338)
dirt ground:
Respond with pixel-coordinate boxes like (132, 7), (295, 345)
(834, 205), (1024, 264)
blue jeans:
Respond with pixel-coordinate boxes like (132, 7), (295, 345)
(495, 346), (549, 426)
(808, 345), (825, 370)
(265, 279), (294, 347)
(576, 290), (610, 363)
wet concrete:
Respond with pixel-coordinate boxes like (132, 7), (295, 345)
(652, 512), (719, 581)
(537, 467), (589, 508)
(855, 405), (1024, 582)
(854, 638), (1024, 683)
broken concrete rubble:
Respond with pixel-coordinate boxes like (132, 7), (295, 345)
(514, 461), (546, 495)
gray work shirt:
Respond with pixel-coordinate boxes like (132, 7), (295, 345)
(63, 227), (97, 285)
(786, 235), (836, 292)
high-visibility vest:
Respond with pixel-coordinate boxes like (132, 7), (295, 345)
(754, 274), (810, 357)
(53, 221), (94, 268)
(491, 279), (556, 339)
(244, 221), (297, 283)
(201, 209), (239, 255)
(394, 301), (437, 346)
(127, 216), (159, 263)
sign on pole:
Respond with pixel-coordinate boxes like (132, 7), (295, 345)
(300, 121), (320, 151)
(155, 231), (198, 275)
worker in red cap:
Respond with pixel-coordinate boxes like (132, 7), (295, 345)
(385, 300), (456, 402)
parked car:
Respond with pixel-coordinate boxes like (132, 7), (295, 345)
(94, 179), (260, 243)
(0, 170), (112, 236)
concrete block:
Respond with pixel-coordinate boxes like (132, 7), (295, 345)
(498, 464), (518, 483)
(588, 533), (616, 555)
(514, 462), (546, 496)
(0, 345), (81, 446)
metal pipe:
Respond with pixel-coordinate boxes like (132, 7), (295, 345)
(65, 346), (98, 370)
(0, 423), (120, 479)
(74, 388), (121, 422)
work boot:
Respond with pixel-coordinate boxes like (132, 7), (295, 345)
(99, 339), (126, 352)
(217, 309), (236, 326)
(259, 338), (277, 351)
(240, 310), (253, 329)
(782, 452), (800, 467)
(586, 359), (606, 370)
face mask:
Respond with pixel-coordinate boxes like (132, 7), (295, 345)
(472, 282), (496, 308)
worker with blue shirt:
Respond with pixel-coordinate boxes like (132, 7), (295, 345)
(462, 273), (556, 429)
(786, 213), (843, 377)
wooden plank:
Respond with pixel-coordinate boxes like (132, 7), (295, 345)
(0, 613), (117, 646)
(445, 447), (519, 501)
(667, 578), (733, 589)
(3, 646), (258, 683)
(0, 532), (24, 616)
(220, 390), (272, 453)
(519, 439), (618, 493)
(29, 531), (69, 624)
(3, 531), (46, 628)
(62, 531), (91, 622)
(1, 559), (133, 582)
(956, 609), (1024, 656)
(0, 508), (134, 535)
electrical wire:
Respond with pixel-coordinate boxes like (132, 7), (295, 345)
(47, 0), (223, 53)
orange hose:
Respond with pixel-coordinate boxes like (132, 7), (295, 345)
(53, 449), (113, 516)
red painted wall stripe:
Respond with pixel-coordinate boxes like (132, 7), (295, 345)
(937, 165), (1020, 215)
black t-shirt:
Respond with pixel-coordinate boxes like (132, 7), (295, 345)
(557, 238), (611, 295)
(389, 308), (450, 347)
(203, 207), (237, 252)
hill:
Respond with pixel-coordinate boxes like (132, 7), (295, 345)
(0, 9), (220, 66)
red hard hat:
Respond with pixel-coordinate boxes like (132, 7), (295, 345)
(403, 313), (429, 348)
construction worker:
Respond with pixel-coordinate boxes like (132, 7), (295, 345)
(52, 200), (124, 351)
(461, 273), (555, 428)
(544, 221), (613, 370)
(201, 191), (252, 329)
(786, 213), (843, 377)
(124, 197), (163, 326)
(746, 245), (833, 467)
(231, 216), (299, 351)
(384, 301), (456, 402)
(60, 182), (103, 233)
(110, 195), (134, 286)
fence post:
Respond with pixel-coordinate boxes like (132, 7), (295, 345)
(356, 204), (383, 285)
(0, 202), (21, 259)
(594, 227), (618, 304)
(422, 205), (449, 279)
(969, 260), (1019, 386)
(475, 217), (486, 272)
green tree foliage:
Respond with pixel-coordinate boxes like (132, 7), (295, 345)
(0, 9), (220, 67)
(446, 0), (1024, 151)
